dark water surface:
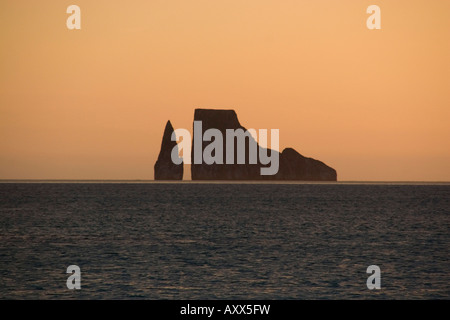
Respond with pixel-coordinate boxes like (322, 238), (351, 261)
(0, 183), (448, 299)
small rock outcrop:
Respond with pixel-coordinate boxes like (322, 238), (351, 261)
(154, 120), (183, 180)
(275, 148), (337, 181)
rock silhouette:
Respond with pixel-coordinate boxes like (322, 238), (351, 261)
(191, 109), (261, 180)
(276, 148), (337, 180)
(191, 109), (337, 181)
(154, 120), (183, 180)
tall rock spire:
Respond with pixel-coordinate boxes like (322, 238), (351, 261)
(154, 120), (183, 180)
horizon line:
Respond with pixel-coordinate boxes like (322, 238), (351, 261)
(0, 179), (449, 185)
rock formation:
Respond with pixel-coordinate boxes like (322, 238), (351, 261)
(275, 148), (337, 180)
(154, 120), (183, 180)
(191, 109), (337, 181)
(191, 109), (261, 180)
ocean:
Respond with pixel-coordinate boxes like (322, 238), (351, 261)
(0, 182), (448, 299)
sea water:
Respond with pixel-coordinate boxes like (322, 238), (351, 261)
(0, 182), (448, 299)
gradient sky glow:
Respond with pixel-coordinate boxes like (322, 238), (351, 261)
(1, 0), (449, 180)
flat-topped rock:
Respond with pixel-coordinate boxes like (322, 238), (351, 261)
(190, 109), (337, 181)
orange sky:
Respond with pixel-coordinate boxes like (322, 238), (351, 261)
(1, 0), (449, 181)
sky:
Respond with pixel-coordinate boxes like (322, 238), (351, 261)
(0, 0), (449, 181)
